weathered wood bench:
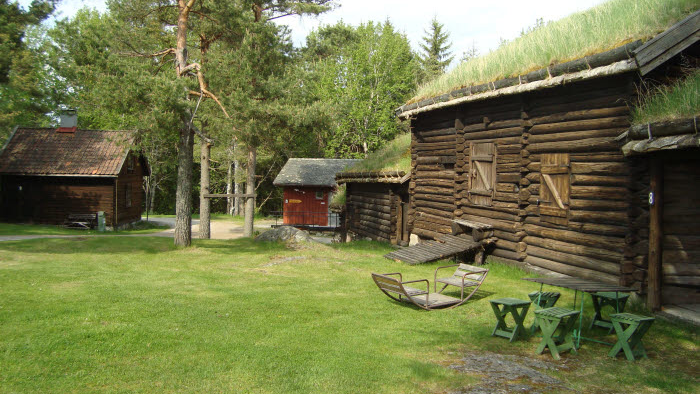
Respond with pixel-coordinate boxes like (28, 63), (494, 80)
(63, 213), (97, 229)
(371, 273), (462, 310)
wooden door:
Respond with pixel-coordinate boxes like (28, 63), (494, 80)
(539, 153), (570, 225)
(468, 142), (496, 206)
(661, 160), (700, 305)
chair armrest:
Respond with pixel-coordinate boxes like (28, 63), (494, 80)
(402, 278), (430, 293)
(380, 272), (403, 281)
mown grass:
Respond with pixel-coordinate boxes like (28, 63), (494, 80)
(633, 69), (700, 124)
(0, 237), (697, 393)
(0, 221), (168, 236)
(413, 0), (699, 102)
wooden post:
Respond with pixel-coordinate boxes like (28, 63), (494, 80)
(648, 156), (663, 310)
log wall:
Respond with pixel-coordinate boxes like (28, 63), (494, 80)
(346, 182), (407, 244)
(410, 107), (458, 240)
(410, 74), (638, 285)
(661, 157), (700, 304)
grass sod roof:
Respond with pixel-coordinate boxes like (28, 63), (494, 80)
(340, 133), (411, 175)
(632, 69), (700, 125)
(408, 0), (700, 107)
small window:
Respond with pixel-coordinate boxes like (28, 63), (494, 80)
(539, 153), (570, 225)
(127, 155), (135, 174)
(468, 142), (496, 206)
(125, 183), (132, 208)
(315, 191), (324, 200)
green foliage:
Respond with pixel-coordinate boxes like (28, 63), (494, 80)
(0, 0), (57, 139)
(419, 17), (454, 82)
(306, 21), (419, 158)
(414, 0), (700, 102)
(633, 69), (700, 124)
(0, 236), (698, 393)
(348, 132), (411, 172)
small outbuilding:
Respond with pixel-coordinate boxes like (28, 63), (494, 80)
(273, 158), (359, 227)
(0, 124), (149, 228)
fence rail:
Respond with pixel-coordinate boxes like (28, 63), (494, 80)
(270, 211), (342, 230)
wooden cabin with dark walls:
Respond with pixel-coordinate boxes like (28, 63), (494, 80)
(0, 118), (149, 228)
(395, 10), (699, 309)
(336, 171), (410, 245)
(273, 158), (359, 227)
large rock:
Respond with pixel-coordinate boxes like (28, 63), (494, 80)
(255, 226), (313, 243)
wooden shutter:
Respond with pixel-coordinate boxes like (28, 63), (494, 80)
(539, 153), (570, 225)
(468, 142), (496, 206)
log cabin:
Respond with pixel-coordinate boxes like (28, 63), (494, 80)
(0, 123), (149, 228)
(336, 170), (410, 245)
(273, 158), (359, 227)
(394, 8), (699, 311)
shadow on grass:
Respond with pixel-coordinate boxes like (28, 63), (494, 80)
(375, 289), (495, 311)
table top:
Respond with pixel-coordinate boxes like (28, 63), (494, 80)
(522, 277), (634, 293)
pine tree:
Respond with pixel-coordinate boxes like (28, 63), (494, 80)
(419, 17), (454, 82)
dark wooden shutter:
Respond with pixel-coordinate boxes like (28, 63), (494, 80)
(468, 142), (496, 206)
(539, 153), (570, 225)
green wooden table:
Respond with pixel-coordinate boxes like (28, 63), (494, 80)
(522, 278), (634, 348)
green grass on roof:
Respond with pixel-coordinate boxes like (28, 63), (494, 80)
(633, 69), (700, 125)
(348, 133), (411, 173)
(412, 0), (699, 103)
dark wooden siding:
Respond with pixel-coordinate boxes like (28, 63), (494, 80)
(0, 151), (146, 227)
(346, 182), (408, 244)
(1, 176), (115, 225)
(661, 158), (700, 304)
(411, 107), (457, 239)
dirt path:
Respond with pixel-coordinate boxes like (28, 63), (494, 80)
(0, 218), (277, 242)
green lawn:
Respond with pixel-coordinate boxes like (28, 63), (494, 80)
(0, 221), (169, 236)
(0, 237), (697, 393)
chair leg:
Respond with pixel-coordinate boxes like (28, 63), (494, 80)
(537, 318), (562, 360)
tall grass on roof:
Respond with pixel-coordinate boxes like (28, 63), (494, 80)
(413, 0), (699, 102)
(349, 133), (411, 172)
(633, 69), (700, 125)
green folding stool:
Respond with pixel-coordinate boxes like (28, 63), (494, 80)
(534, 307), (580, 360)
(609, 313), (655, 361)
(590, 292), (630, 332)
(528, 291), (561, 334)
(489, 298), (531, 342)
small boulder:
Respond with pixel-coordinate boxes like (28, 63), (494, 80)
(255, 226), (313, 243)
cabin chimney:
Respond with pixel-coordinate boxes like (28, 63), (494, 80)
(57, 108), (77, 133)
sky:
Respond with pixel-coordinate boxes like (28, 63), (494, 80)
(23, 0), (609, 65)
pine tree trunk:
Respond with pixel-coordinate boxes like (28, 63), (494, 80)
(174, 126), (194, 246)
(244, 144), (257, 237)
(199, 141), (211, 239)
(234, 155), (242, 216)
(226, 159), (233, 215)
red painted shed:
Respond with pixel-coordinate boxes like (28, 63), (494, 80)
(273, 158), (360, 227)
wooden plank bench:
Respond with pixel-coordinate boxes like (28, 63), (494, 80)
(63, 213), (97, 230)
